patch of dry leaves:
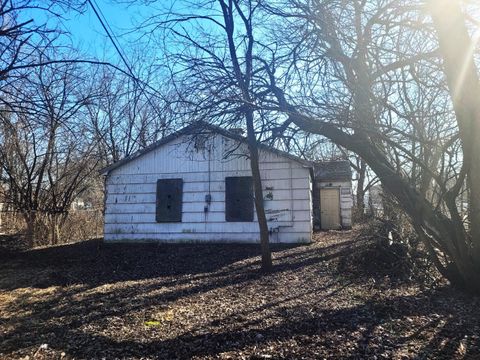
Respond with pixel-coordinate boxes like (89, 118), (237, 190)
(0, 230), (479, 359)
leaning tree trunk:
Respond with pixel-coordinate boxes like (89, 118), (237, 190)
(275, 0), (480, 291)
(428, 0), (480, 293)
(245, 110), (273, 272)
(286, 107), (480, 293)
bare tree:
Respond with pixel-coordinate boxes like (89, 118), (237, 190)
(0, 60), (99, 245)
(136, 0), (275, 270)
(86, 64), (171, 166)
(253, 0), (480, 292)
(0, 0), (176, 246)
(0, 1), (86, 83)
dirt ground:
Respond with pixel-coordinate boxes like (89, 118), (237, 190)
(1, 229), (479, 359)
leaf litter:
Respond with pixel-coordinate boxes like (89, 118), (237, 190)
(0, 228), (479, 359)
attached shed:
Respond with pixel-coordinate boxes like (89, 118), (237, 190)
(313, 161), (353, 230)
(101, 122), (314, 244)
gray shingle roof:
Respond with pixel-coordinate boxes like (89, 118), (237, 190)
(314, 160), (352, 181)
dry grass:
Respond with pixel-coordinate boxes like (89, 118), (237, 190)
(0, 209), (103, 249)
(0, 229), (479, 359)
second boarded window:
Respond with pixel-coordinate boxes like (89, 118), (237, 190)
(225, 176), (254, 222)
(156, 178), (183, 222)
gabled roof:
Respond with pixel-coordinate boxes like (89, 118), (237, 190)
(313, 160), (352, 181)
(100, 121), (312, 175)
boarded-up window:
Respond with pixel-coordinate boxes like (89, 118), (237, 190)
(156, 179), (183, 222)
(225, 176), (254, 222)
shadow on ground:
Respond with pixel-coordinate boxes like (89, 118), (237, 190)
(0, 239), (305, 290)
(1, 231), (479, 359)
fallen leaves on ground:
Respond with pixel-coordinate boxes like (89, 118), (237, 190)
(0, 229), (479, 359)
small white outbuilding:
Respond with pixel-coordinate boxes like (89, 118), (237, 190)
(313, 161), (353, 230)
(100, 122), (353, 244)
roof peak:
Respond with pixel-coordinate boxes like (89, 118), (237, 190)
(100, 121), (312, 175)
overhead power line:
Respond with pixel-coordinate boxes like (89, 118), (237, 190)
(86, 0), (165, 119)
(87, 0), (135, 78)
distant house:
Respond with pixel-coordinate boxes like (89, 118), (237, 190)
(366, 184), (384, 217)
(100, 122), (352, 244)
(71, 198), (85, 211)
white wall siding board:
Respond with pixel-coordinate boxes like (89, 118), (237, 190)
(106, 222), (260, 234)
(106, 174), (309, 196)
(106, 201), (228, 215)
(106, 197), (312, 212)
(107, 198), (312, 213)
(105, 209), (312, 225)
(106, 177), (310, 191)
(106, 182), (310, 206)
(105, 231), (311, 244)
(105, 201), (312, 219)
(105, 214), (304, 226)
(105, 220), (313, 235)
(104, 133), (313, 243)
(264, 199), (311, 212)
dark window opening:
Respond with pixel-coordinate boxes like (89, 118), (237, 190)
(156, 178), (183, 222)
(225, 176), (254, 222)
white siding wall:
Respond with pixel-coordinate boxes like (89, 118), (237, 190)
(318, 181), (353, 228)
(104, 133), (312, 243)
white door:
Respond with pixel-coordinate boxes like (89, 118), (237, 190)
(320, 188), (341, 230)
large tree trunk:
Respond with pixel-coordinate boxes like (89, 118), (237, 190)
(23, 211), (35, 248)
(217, 0), (273, 271)
(287, 112), (480, 293)
(426, 0), (480, 293)
(50, 213), (61, 245)
(428, 0), (480, 261)
(245, 110), (272, 271)
(268, 0), (480, 292)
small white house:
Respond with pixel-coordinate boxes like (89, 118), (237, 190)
(101, 122), (353, 244)
(101, 122), (315, 243)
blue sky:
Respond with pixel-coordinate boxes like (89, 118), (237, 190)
(61, 0), (141, 61)
(59, 0), (220, 61)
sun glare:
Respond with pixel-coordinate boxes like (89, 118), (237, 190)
(452, 24), (480, 103)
